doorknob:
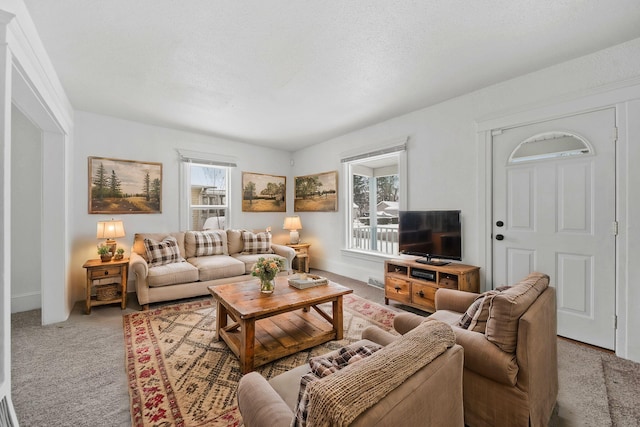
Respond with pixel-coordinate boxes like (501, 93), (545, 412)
(496, 234), (504, 241)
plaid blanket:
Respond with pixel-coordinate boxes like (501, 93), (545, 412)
(293, 344), (382, 427)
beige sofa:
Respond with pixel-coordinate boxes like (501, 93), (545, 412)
(237, 321), (464, 427)
(129, 229), (295, 310)
(393, 272), (558, 427)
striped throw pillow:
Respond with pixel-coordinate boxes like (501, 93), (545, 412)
(193, 231), (225, 257)
(241, 231), (273, 254)
(144, 236), (183, 267)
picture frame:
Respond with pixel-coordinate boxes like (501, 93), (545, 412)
(88, 156), (162, 214)
(294, 170), (338, 212)
(242, 172), (286, 212)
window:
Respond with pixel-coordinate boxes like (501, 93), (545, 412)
(178, 150), (236, 231)
(509, 131), (592, 164)
(343, 141), (406, 256)
(188, 164), (229, 230)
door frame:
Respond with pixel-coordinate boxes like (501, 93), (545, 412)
(476, 80), (640, 359)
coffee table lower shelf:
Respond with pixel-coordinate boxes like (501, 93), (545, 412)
(219, 309), (336, 369)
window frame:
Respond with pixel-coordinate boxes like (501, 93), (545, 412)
(342, 141), (407, 258)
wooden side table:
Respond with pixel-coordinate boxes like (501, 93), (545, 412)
(286, 243), (311, 273)
(82, 257), (129, 314)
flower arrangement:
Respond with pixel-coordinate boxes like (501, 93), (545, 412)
(251, 257), (285, 293)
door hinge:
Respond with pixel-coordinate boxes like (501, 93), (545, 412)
(612, 127), (618, 143)
(612, 221), (619, 236)
(613, 315), (618, 329)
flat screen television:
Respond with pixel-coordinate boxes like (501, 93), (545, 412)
(398, 210), (462, 265)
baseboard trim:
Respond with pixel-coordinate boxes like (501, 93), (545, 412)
(11, 291), (41, 313)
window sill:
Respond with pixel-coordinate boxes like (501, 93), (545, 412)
(340, 248), (397, 262)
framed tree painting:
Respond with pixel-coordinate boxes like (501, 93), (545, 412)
(294, 170), (338, 212)
(242, 172), (286, 212)
(89, 156), (162, 214)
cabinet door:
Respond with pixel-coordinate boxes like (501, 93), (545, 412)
(385, 277), (410, 304)
(411, 282), (437, 311)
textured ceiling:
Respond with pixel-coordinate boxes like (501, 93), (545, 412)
(22, 1), (640, 151)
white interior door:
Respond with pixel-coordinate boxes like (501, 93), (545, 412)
(492, 108), (616, 350)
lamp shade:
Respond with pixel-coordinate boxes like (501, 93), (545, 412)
(283, 216), (302, 231)
(283, 216), (302, 244)
(96, 220), (126, 239)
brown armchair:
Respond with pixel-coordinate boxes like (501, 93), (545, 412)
(394, 272), (558, 427)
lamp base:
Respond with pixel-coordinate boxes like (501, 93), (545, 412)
(289, 231), (300, 245)
(106, 239), (117, 255)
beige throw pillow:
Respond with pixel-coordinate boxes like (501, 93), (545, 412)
(468, 291), (499, 333)
(485, 272), (550, 353)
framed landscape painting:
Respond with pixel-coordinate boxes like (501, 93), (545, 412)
(89, 156), (162, 214)
(242, 172), (286, 212)
(294, 170), (338, 212)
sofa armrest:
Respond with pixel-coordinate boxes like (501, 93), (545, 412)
(130, 251), (148, 277)
(271, 244), (296, 271)
(435, 288), (479, 312)
(393, 312), (427, 335)
(361, 325), (400, 346)
(237, 372), (293, 427)
(129, 252), (150, 307)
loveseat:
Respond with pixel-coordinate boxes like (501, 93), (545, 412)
(237, 320), (464, 427)
(393, 272), (558, 427)
(129, 229), (295, 310)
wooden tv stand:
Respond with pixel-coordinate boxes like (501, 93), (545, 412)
(384, 256), (480, 313)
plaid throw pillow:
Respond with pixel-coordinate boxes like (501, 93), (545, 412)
(457, 295), (484, 329)
(193, 231), (224, 257)
(241, 231), (273, 254)
(144, 236), (183, 267)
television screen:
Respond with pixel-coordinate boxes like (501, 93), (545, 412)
(398, 210), (462, 264)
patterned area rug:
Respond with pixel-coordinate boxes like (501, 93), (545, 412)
(124, 293), (397, 426)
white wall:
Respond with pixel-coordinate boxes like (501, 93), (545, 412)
(293, 37), (640, 362)
(11, 104), (41, 312)
(70, 111), (294, 303)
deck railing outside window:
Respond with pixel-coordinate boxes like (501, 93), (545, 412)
(351, 223), (398, 255)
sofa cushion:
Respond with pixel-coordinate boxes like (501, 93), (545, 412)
(241, 231), (274, 254)
(226, 229), (245, 255)
(187, 255), (245, 281)
(232, 253), (286, 275)
(133, 232), (186, 263)
(185, 230), (228, 258)
(144, 236), (184, 267)
(485, 272), (550, 353)
(147, 261), (199, 287)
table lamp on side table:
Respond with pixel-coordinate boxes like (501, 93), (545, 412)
(96, 219), (126, 255)
(283, 216), (302, 244)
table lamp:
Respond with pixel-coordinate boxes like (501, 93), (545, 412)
(283, 216), (302, 244)
(96, 219), (126, 254)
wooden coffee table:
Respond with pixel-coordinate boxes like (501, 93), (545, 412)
(209, 276), (353, 374)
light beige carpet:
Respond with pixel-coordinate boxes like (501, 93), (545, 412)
(124, 293), (397, 426)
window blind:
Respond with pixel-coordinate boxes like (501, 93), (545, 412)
(340, 140), (407, 163)
(177, 149), (237, 167)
